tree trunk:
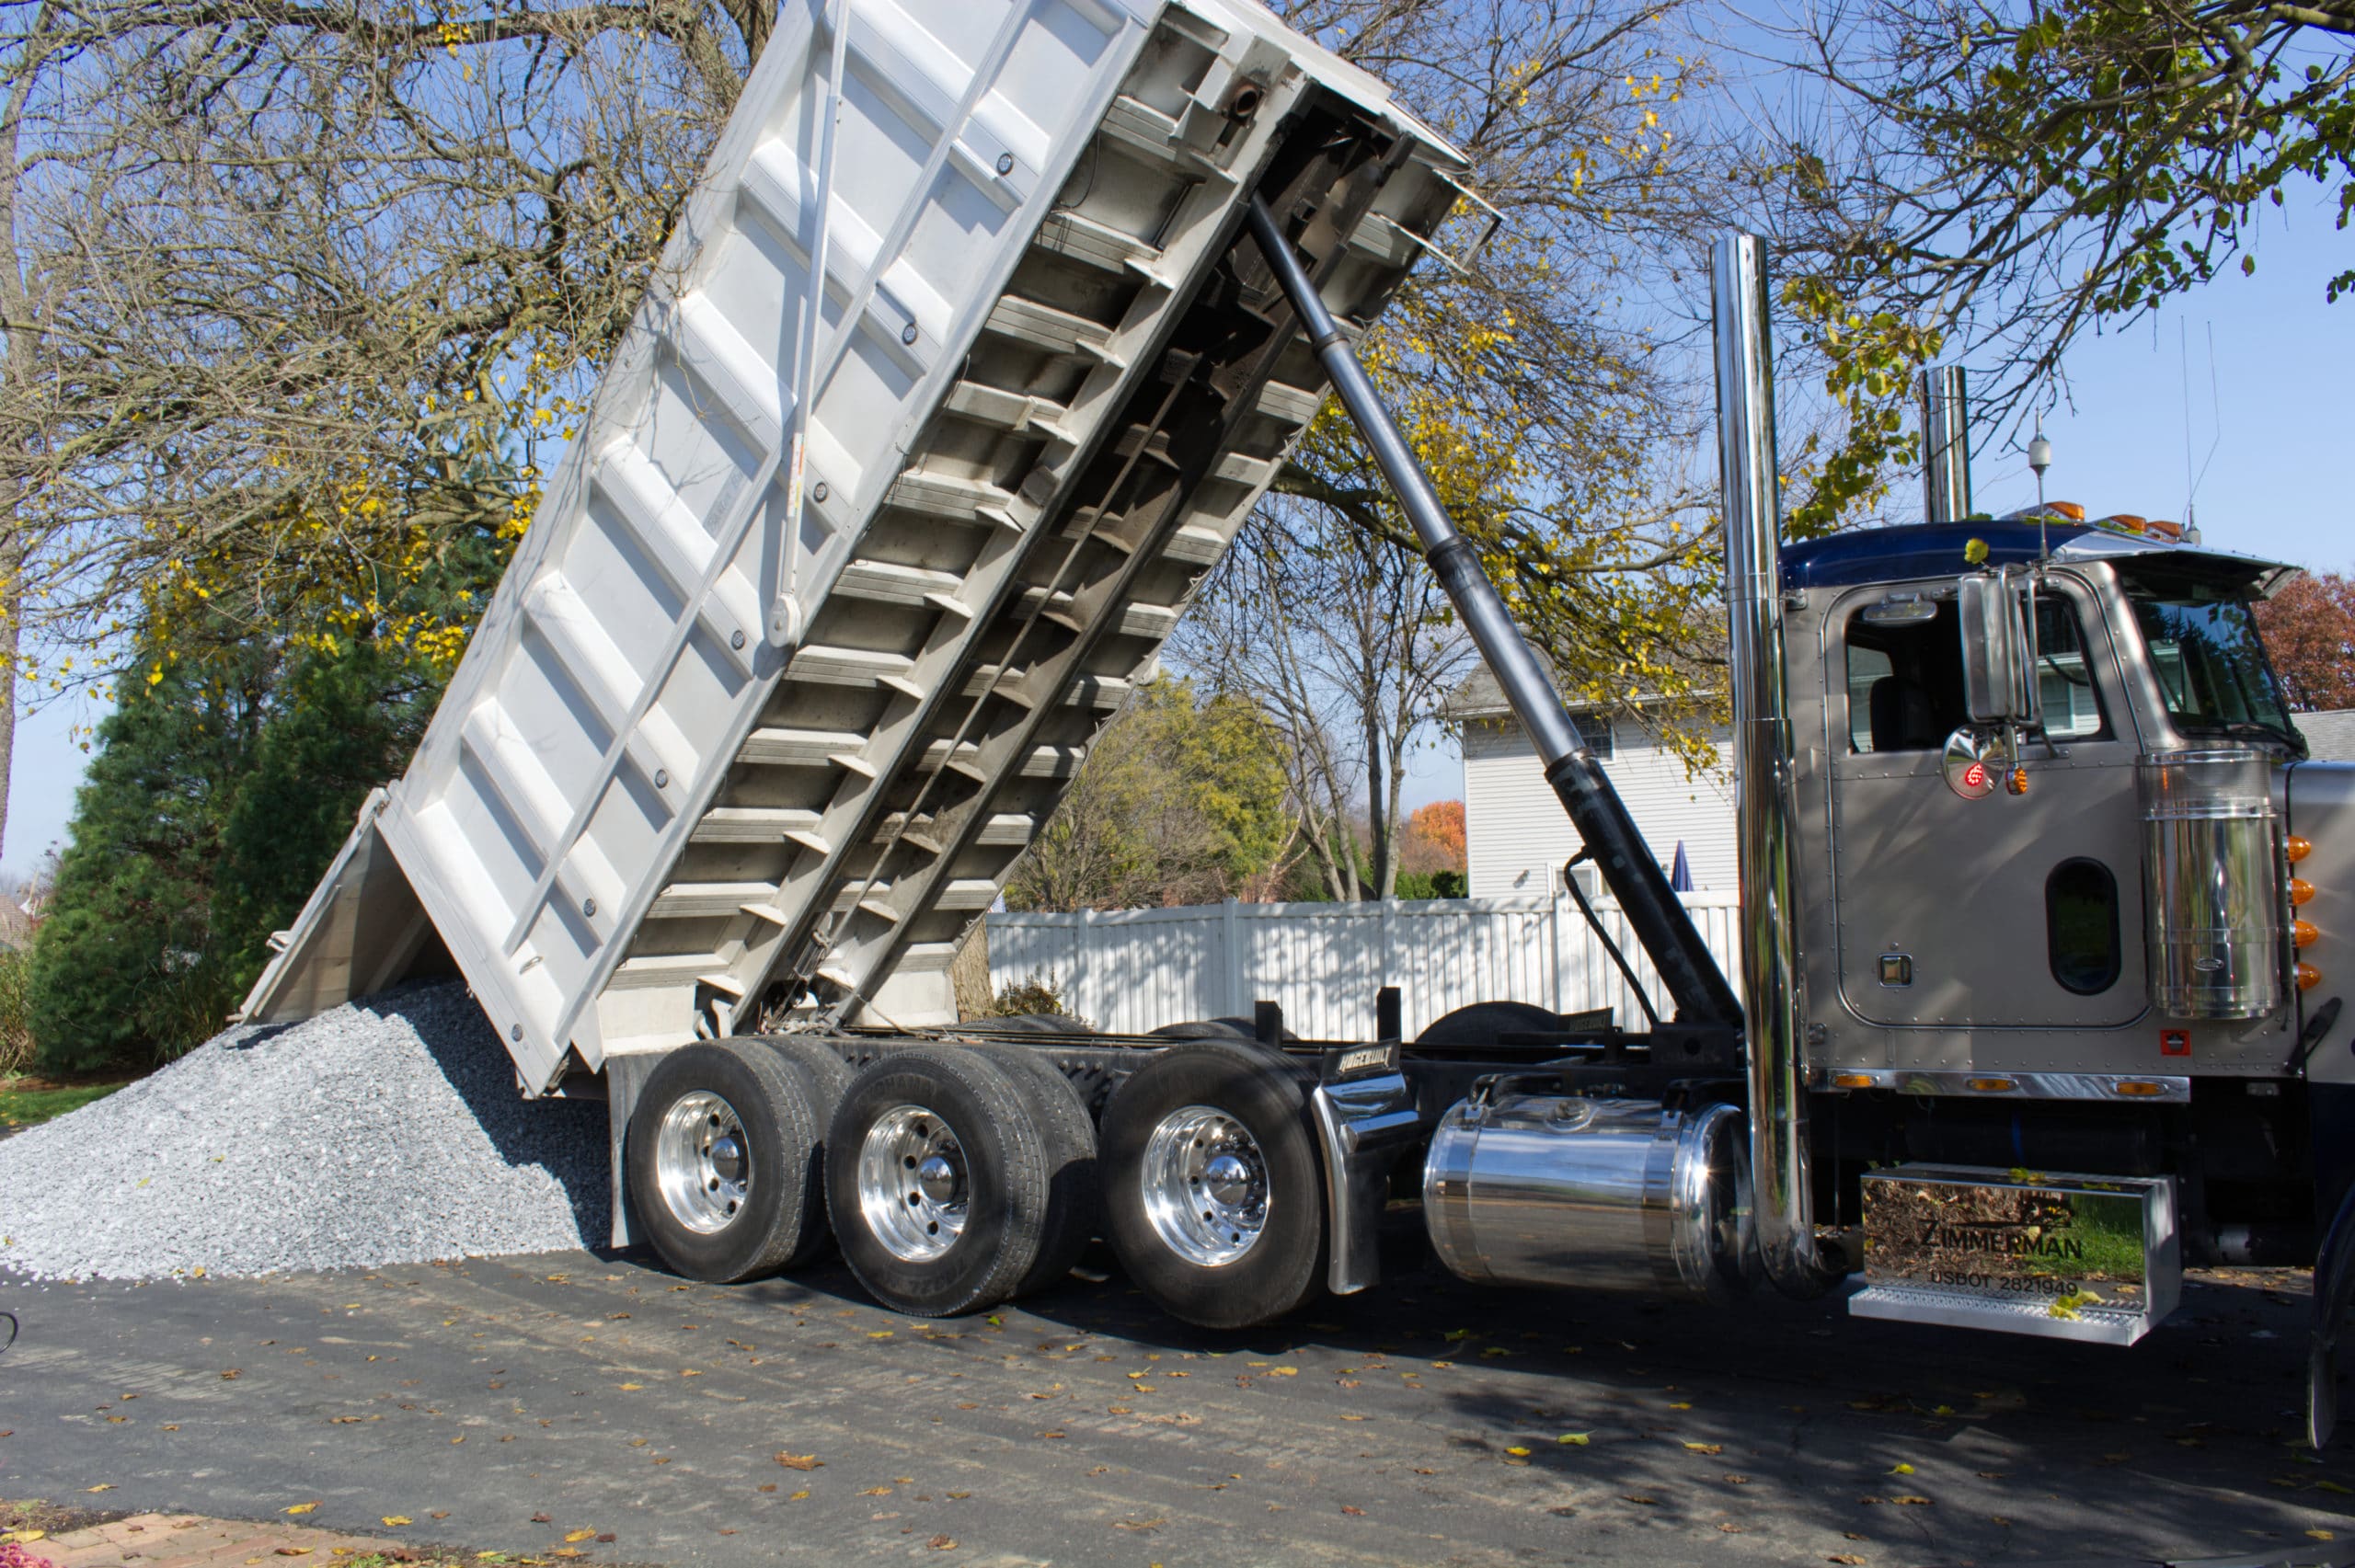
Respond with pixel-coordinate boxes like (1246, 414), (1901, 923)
(0, 8), (49, 870)
(0, 562), (15, 864)
(1362, 704), (1390, 899)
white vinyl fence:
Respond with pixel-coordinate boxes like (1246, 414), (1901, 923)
(986, 891), (1742, 1039)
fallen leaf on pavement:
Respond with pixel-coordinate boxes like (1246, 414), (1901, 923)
(927, 1538), (955, 1551)
(776, 1454), (822, 1471)
(1341, 1505), (1365, 1516)
(86, 1485), (114, 1494)
(1889, 1463), (1914, 1476)
(1684, 1442), (1722, 1455)
(274, 1548), (313, 1557)
(383, 1516), (412, 1528)
(595, 1534), (615, 1543)
(1505, 1447), (1532, 1457)
(530, 1513), (551, 1523)
(564, 1529), (595, 1543)
(1558, 1433), (1591, 1446)
(1717, 1523), (1745, 1533)
(284, 1504), (319, 1516)
(861, 1487), (892, 1497)
(1623, 1496), (1659, 1505)
(1830, 1556), (1867, 1565)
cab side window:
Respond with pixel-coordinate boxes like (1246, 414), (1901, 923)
(1845, 602), (1968, 752)
(1844, 593), (2107, 752)
(2031, 596), (2107, 741)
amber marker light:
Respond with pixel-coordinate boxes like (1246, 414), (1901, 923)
(2296, 920), (2320, 948)
(2287, 835), (2313, 864)
(2115, 1081), (2165, 1097)
(1967, 1077), (2017, 1093)
(2300, 963), (2323, 992)
(2292, 877), (2316, 907)
(1832, 1073), (1874, 1090)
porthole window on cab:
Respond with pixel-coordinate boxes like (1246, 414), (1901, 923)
(2046, 858), (2121, 995)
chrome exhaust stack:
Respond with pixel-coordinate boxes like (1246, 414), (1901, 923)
(1711, 235), (1839, 1300)
(1920, 366), (1972, 524)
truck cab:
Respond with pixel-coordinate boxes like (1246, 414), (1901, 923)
(1779, 517), (2355, 1278)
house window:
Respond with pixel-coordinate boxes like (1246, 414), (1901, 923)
(1572, 715), (1614, 759)
(2045, 858), (2121, 995)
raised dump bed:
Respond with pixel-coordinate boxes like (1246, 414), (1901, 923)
(240, 0), (1467, 1092)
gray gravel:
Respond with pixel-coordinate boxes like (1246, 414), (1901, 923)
(0, 981), (607, 1281)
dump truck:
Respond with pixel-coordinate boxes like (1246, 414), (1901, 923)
(239, 0), (2355, 1443)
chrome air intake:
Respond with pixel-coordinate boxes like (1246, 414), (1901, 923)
(2141, 750), (2289, 1019)
(1423, 1092), (1753, 1300)
(1712, 233), (1838, 1299)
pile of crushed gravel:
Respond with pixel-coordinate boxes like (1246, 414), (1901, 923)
(0, 981), (607, 1282)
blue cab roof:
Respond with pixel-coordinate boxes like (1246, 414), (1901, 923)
(1778, 521), (2088, 589)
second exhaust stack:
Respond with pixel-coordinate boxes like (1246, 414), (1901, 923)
(1921, 365), (1971, 524)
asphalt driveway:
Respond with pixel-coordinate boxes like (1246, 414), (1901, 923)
(5, 1234), (2352, 1567)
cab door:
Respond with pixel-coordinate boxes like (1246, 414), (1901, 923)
(1828, 574), (2149, 1032)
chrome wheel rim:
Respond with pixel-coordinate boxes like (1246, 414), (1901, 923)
(857, 1104), (970, 1263)
(655, 1090), (751, 1234)
(1141, 1104), (1269, 1266)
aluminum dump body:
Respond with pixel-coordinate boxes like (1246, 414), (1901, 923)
(240, 0), (1465, 1091)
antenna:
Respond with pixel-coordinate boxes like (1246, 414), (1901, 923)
(2180, 320), (2222, 542)
(2028, 418), (2053, 565)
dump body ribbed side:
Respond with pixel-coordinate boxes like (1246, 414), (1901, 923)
(240, 0), (1466, 1091)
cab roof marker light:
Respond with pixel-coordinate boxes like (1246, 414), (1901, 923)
(2292, 877), (2316, 907)
(2288, 835), (2313, 864)
(2300, 963), (2323, 992)
(2296, 920), (2320, 948)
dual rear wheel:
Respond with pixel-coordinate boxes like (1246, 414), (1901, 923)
(626, 1036), (1324, 1328)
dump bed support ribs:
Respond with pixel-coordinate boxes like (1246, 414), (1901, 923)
(1245, 196), (1741, 1029)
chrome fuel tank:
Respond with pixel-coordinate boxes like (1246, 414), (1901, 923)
(1423, 1093), (1752, 1300)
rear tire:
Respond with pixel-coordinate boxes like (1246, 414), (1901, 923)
(969, 1044), (1098, 1299)
(1150, 1016), (1298, 1042)
(757, 1037), (856, 1265)
(1099, 1041), (1325, 1329)
(626, 1040), (825, 1284)
(826, 1047), (1050, 1317)
(1415, 1001), (1562, 1048)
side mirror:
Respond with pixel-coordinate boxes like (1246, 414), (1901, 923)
(1958, 569), (2039, 726)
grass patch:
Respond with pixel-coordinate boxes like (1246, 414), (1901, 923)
(0, 1078), (132, 1133)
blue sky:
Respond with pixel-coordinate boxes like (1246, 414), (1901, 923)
(6, 197), (2350, 876)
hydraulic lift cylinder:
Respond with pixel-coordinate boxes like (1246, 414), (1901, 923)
(1246, 196), (1740, 1028)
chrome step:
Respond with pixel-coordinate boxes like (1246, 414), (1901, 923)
(1847, 1165), (2179, 1346)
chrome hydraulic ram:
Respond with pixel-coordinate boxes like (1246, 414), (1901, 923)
(1246, 196), (1740, 1028)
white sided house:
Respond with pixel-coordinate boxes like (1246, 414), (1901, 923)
(1444, 668), (1738, 898)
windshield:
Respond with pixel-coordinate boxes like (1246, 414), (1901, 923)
(2120, 567), (2302, 750)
